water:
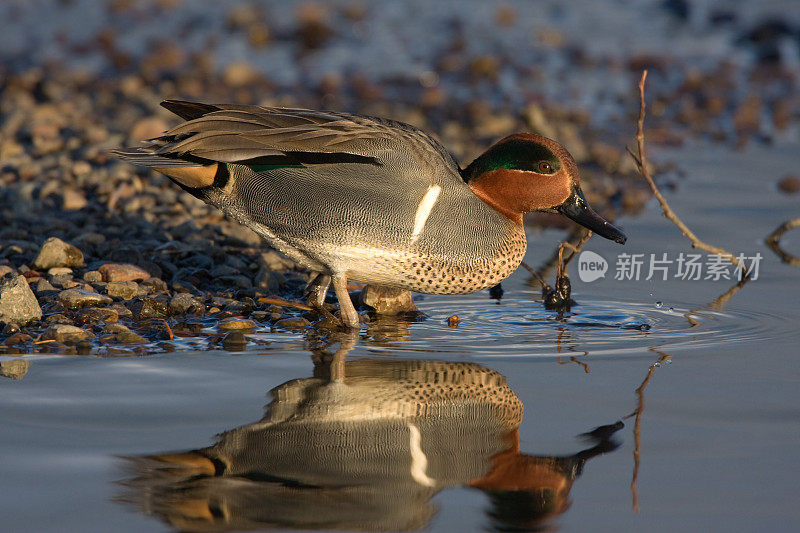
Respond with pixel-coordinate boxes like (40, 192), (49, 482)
(2, 142), (799, 531)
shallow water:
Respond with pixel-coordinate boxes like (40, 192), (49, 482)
(2, 142), (799, 532)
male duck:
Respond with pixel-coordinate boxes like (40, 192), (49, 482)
(117, 100), (626, 327)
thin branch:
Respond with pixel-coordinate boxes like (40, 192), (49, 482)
(256, 296), (313, 312)
(765, 216), (800, 266)
(631, 70), (745, 272)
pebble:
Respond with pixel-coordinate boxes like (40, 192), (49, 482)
(42, 324), (93, 343)
(222, 331), (248, 351)
(0, 274), (43, 325)
(448, 315), (461, 328)
(83, 271), (103, 283)
(274, 317), (311, 329)
(33, 237), (85, 270)
(218, 317), (257, 330)
(105, 281), (139, 300)
(76, 307), (119, 325)
(58, 289), (113, 309)
(168, 293), (200, 314)
(359, 285), (417, 315)
(0, 359), (30, 380)
(103, 323), (147, 344)
(98, 263), (152, 282)
(127, 297), (168, 319)
(48, 267), (73, 276)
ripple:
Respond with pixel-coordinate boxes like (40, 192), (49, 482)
(359, 293), (799, 359)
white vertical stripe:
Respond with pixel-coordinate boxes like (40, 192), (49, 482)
(408, 423), (436, 487)
(410, 184), (442, 243)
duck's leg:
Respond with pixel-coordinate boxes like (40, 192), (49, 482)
(331, 274), (360, 329)
(304, 272), (331, 308)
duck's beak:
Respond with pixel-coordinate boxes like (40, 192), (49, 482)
(557, 187), (627, 244)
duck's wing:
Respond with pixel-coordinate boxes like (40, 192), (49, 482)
(117, 100), (461, 176)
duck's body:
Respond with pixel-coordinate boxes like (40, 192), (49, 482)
(117, 100), (625, 327)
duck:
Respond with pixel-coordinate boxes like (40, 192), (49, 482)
(116, 100), (626, 328)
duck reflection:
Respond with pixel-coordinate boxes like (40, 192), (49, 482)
(120, 334), (620, 532)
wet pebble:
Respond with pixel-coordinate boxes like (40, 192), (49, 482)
(359, 285), (417, 315)
(218, 317), (257, 331)
(76, 307), (119, 325)
(42, 324), (93, 344)
(126, 297), (168, 319)
(33, 237), (85, 270)
(0, 274), (43, 325)
(105, 281), (139, 300)
(447, 315), (461, 328)
(221, 331), (248, 351)
(103, 323), (148, 345)
(98, 263), (152, 282)
(59, 289), (113, 309)
(274, 317), (311, 329)
(168, 293), (201, 315)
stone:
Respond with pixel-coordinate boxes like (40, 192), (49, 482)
(34, 278), (57, 294)
(76, 307), (119, 325)
(130, 116), (168, 141)
(0, 274), (42, 325)
(168, 293), (200, 315)
(274, 317), (310, 329)
(0, 266), (14, 277)
(778, 175), (800, 194)
(98, 263), (152, 282)
(42, 324), (93, 344)
(0, 359), (30, 380)
(127, 297), (168, 319)
(61, 188), (88, 210)
(83, 270), (103, 284)
(255, 269), (286, 292)
(221, 331), (247, 351)
(33, 237), (85, 270)
(104, 324), (147, 344)
(358, 285), (418, 315)
(218, 317), (257, 331)
(59, 289), (113, 309)
(105, 281), (139, 300)
(48, 267), (73, 276)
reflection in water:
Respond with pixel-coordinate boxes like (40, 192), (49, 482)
(119, 334), (620, 531)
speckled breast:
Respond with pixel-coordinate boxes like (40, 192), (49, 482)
(345, 224), (528, 295)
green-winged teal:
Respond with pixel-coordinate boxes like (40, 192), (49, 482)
(117, 100), (626, 327)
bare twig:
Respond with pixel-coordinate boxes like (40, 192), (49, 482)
(631, 70), (745, 273)
(765, 216), (800, 266)
(257, 296), (313, 312)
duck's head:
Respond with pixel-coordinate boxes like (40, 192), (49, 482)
(463, 133), (626, 244)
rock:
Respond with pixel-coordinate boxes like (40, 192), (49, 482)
(58, 289), (113, 309)
(140, 277), (168, 294)
(34, 278), (57, 294)
(127, 297), (168, 319)
(218, 317), (257, 330)
(0, 266), (14, 277)
(274, 317), (310, 329)
(103, 324), (147, 344)
(223, 61), (261, 87)
(76, 307), (119, 325)
(83, 270), (103, 283)
(0, 359), (30, 380)
(48, 267), (73, 276)
(33, 237), (85, 270)
(0, 274), (42, 325)
(447, 315), (461, 328)
(105, 281), (139, 300)
(255, 269), (286, 292)
(98, 263), (152, 282)
(42, 324), (93, 344)
(50, 274), (79, 289)
(168, 293), (200, 314)
(222, 331), (248, 351)
(3, 333), (32, 346)
(61, 188), (88, 210)
(359, 285), (418, 315)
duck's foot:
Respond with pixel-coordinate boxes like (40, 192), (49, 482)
(332, 275), (361, 329)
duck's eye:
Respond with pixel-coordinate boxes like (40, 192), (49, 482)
(536, 161), (553, 173)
